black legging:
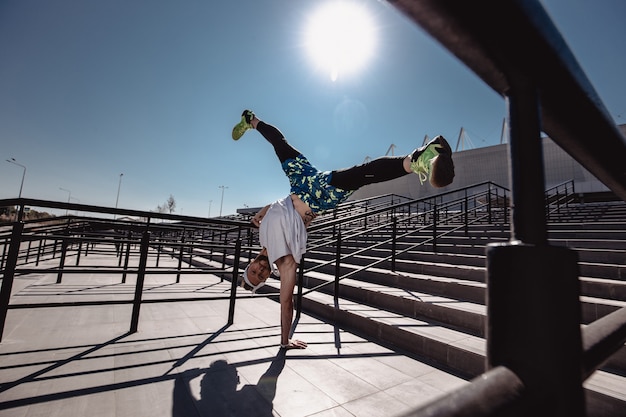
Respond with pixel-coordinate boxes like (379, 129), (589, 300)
(257, 121), (408, 191)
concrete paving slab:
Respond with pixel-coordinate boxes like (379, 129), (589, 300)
(0, 255), (469, 416)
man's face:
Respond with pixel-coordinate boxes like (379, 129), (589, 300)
(246, 257), (271, 286)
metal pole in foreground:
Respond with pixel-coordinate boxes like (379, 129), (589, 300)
(487, 75), (584, 416)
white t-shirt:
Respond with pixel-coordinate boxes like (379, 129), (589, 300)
(259, 195), (307, 275)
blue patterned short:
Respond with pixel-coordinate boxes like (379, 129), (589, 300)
(282, 154), (353, 213)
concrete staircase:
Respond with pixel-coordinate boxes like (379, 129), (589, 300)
(193, 200), (626, 416)
(270, 201), (626, 416)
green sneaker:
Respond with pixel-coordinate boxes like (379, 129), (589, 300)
(231, 110), (255, 140)
(410, 135), (452, 185)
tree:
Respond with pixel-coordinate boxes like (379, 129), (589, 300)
(166, 194), (176, 214)
(155, 195), (176, 215)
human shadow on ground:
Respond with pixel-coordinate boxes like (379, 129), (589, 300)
(172, 349), (287, 417)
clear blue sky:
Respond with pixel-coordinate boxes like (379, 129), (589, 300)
(1, 0), (625, 217)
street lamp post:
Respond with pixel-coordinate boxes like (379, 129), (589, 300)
(114, 173), (123, 219)
(70, 197), (81, 215)
(208, 200), (212, 218)
(6, 158), (26, 198)
(218, 185), (228, 217)
(59, 187), (71, 216)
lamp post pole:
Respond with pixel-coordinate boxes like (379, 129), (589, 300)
(70, 197), (80, 216)
(59, 187), (71, 216)
(115, 173), (124, 219)
(218, 185), (228, 217)
(6, 158), (26, 198)
(208, 200), (212, 218)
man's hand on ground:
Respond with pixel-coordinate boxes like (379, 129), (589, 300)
(282, 339), (307, 350)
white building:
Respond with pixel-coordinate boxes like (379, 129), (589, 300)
(348, 124), (626, 202)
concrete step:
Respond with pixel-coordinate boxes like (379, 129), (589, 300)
(304, 249), (626, 304)
(198, 245), (626, 325)
(303, 270), (486, 337)
(296, 284), (626, 417)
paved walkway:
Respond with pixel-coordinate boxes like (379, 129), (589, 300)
(0, 250), (467, 417)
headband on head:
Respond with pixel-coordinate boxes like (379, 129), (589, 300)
(242, 264), (266, 293)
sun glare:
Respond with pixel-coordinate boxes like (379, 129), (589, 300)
(304, 2), (376, 82)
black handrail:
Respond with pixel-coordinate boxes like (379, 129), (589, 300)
(386, 1), (626, 416)
(0, 197), (251, 227)
(309, 181), (508, 232)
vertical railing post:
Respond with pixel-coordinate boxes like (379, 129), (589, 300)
(122, 230), (131, 283)
(486, 76), (584, 416)
(504, 190), (509, 224)
(187, 238), (194, 266)
(26, 240), (32, 263)
(463, 190), (469, 235)
(211, 229), (217, 262)
(176, 234), (185, 283)
(334, 231), (342, 303)
(56, 229), (69, 284)
(129, 231), (150, 333)
(155, 232), (162, 267)
(116, 234), (123, 266)
(16, 202), (25, 222)
(228, 238), (242, 325)
(488, 184), (493, 224)
(36, 237), (44, 266)
(85, 233), (90, 256)
(0, 222), (24, 342)
(363, 204), (368, 232)
(390, 217), (397, 272)
(432, 201), (438, 253)
(221, 231), (228, 269)
(1, 239), (7, 270)
(52, 236), (58, 259)
(75, 236), (83, 266)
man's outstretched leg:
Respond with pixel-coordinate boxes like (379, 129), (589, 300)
(234, 109), (455, 190)
(232, 110), (301, 163)
(328, 135), (455, 190)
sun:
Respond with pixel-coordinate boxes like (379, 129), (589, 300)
(304, 1), (377, 82)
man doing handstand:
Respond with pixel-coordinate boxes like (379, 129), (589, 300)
(232, 110), (455, 350)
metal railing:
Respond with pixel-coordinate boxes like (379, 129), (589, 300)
(386, 1), (626, 416)
(0, 198), (253, 341)
(545, 180), (576, 221)
(0, 181), (505, 343)
(300, 182), (510, 297)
